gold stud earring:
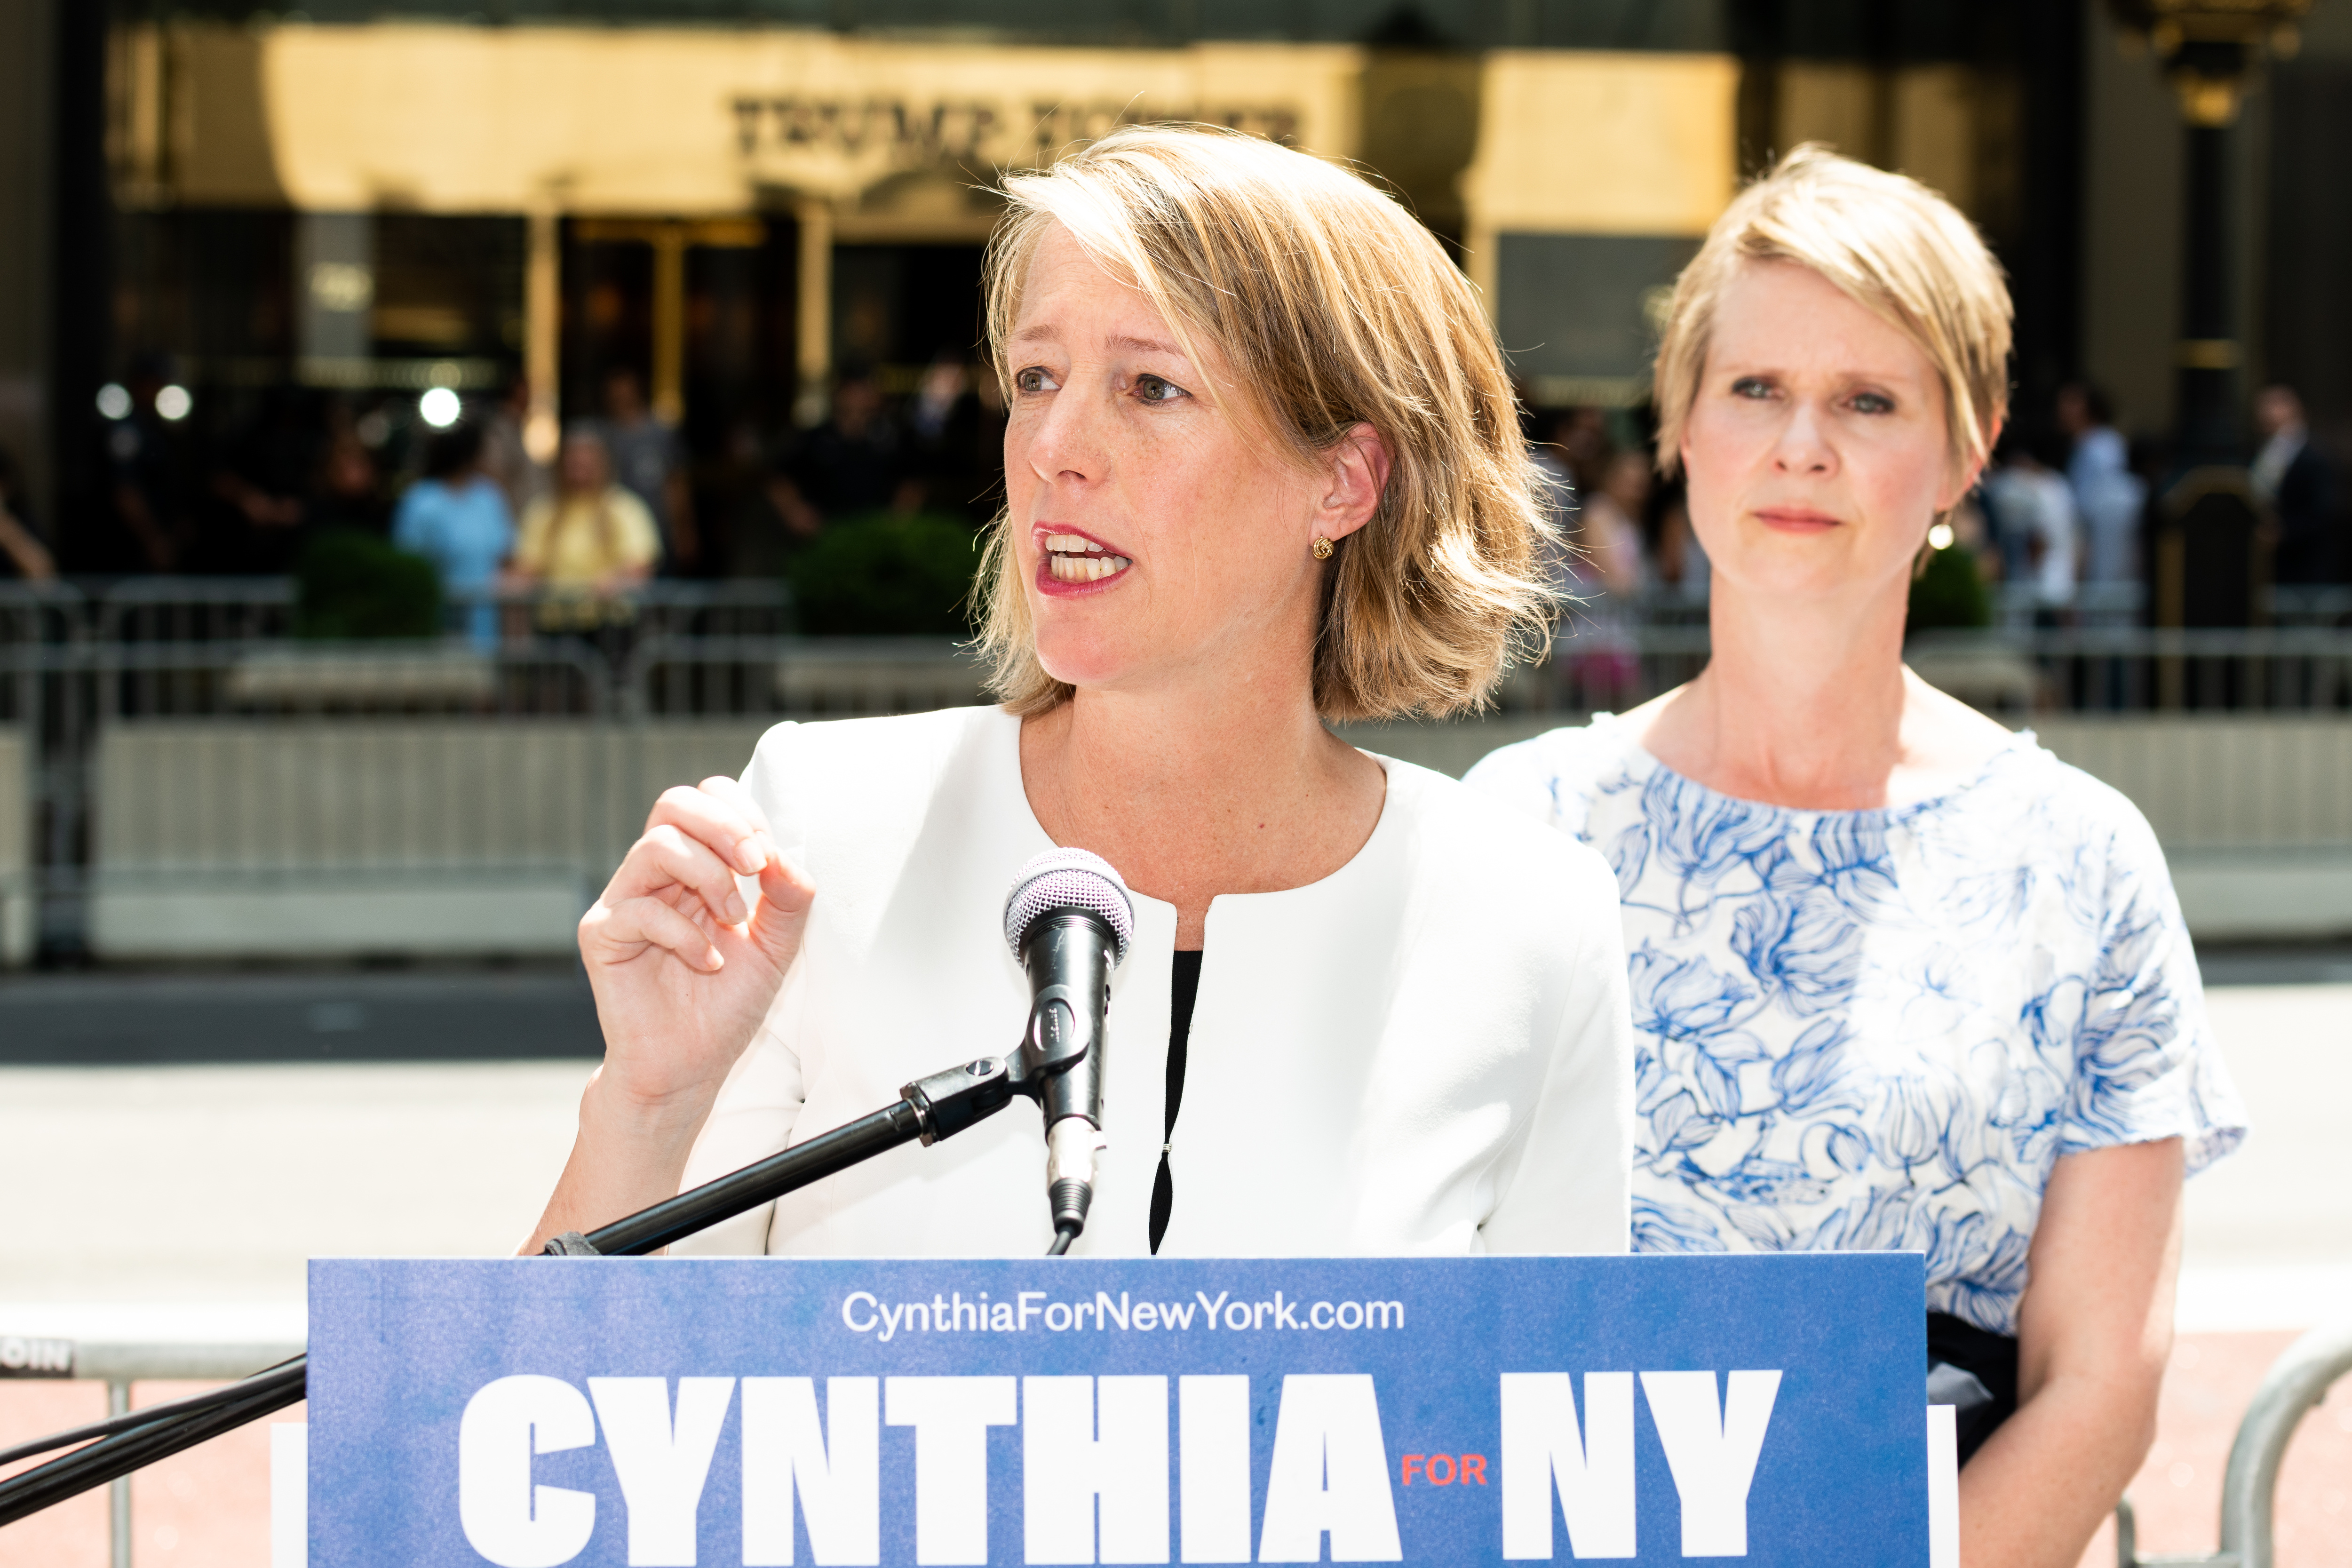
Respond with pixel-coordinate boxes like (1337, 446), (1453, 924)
(1312, 537), (1334, 560)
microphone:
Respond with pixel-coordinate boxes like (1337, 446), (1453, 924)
(1002, 848), (1135, 1254)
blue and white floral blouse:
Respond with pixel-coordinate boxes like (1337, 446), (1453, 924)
(1466, 716), (2246, 1336)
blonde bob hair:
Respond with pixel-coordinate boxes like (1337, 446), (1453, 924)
(1652, 144), (2012, 480)
(976, 124), (1552, 722)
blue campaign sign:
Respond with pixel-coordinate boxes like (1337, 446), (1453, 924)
(309, 1254), (1924, 1567)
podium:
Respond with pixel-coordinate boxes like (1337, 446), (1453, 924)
(301, 1253), (1954, 1566)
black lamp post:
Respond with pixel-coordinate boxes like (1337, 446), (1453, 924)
(2106, 0), (2312, 625)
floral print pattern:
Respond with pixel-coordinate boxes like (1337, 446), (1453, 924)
(1467, 718), (2246, 1335)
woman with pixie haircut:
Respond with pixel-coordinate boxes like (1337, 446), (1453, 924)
(1469, 147), (2243, 1565)
(531, 126), (1633, 1263)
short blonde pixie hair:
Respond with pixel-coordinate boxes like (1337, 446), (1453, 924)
(976, 124), (1552, 722)
(1652, 144), (2011, 479)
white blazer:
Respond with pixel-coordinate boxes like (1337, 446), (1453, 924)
(671, 706), (1632, 1259)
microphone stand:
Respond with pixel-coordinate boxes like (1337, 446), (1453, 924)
(0, 1035), (1082, 1528)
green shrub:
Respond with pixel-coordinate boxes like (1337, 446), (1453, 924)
(788, 513), (984, 637)
(1906, 543), (1991, 635)
(294, 528), (442, 640)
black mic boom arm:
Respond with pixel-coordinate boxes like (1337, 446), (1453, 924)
(0, 1033), (1101, 1530)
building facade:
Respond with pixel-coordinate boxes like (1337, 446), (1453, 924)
(3, 0), (2345, 572)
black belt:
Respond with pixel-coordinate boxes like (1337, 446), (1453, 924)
(1928, 1311), (2019, 1464)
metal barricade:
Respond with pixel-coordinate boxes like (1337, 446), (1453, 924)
(1, 1323), (304, 1568)
(2118, 1318), (2352, 1568)
(627, 633), (989, 718)
(2267, 586), (2352, 629)
(94, 577), (295, 646)
(71, 636), (625, 963)
(6, 579), (2352, 963)
(0, 583), (85, 963)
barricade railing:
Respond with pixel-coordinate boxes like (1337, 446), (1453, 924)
(1906, 628), (2352, 716)
(626, 633), (990, 718)
(2115, 1317), (2352, 1568)
(0, 1326), (305, 1568)
(27, 576), (2352, 644)
(0, 632), (620, 960)
(72, 638), (612, 720)
(88, 577), (793, 649)
(95, 576), (294, 645)
(1481, 626), (2352, 718)
(5, 589), (2352, 960)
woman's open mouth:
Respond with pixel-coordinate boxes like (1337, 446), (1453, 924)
(1042, 532), (1133, 584)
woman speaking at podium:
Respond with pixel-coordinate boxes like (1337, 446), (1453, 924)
(528, 127), (1634, 1263)
(1468, 149), (2247, 1567)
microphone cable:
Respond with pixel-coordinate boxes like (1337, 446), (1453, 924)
(0, 1353), (305, 1469)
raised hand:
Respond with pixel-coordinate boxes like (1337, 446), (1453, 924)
(529, 776), (816, 1250)
(579, 775), (816, 1116)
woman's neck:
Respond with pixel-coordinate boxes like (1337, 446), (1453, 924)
(1020, 672), (1385, 947)
(1629, 577), (2008, 811)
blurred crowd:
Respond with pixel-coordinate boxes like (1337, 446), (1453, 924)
(1532, 378), (2344, 631)
(1532, 404), (1705, 612)
(9, 353), (1008, 603)
(3, 357), (2342, 645)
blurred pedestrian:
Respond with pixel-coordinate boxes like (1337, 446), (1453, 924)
(480, 372), (548, 522)
(0, 445), (56, 581)
(100, 358), (185, 572)
(597, 367), (696, 571)
(1551, 406), (1610, 491)
(714, 417), (799, 581)
(1983, 430), (2079, 610)
(391, 423), (514, 647)
(2252, 384), (2339, 585)
(204, 387), (320, 575)
(1555, 448), (1651, 705)
(1576, 450), (1653, 599)
(772, 362), (917, 526)
(511, 429), (660, 628)
(309, 429), (390, 537)
(1527, 424), (1577, 603)
(908, 351), (966, 447)
(908, 351), (1001, 521)
(1651, 483), (1709, 601)
(2055, 382), (2144, 588)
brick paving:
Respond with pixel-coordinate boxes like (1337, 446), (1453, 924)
(2075, 1331), (2352, 1568)
(0, 1381), (302, 1568)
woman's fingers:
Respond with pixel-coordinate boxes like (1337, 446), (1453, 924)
(588, 892), (724, 971)
(644, 782), (774, 877)
(619, 823), (748, 926)
(691, 775), (780, 873)
(594, 775), (810, 971)
(744, 852), (819, 966)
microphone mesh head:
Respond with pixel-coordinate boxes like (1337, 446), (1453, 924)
(1003, 847), (1136, 965)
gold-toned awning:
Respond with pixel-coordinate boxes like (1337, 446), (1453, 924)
(113, 21), (1743, 417)
(117, 23), (1369, 220)
(118, 21), (1738, 241)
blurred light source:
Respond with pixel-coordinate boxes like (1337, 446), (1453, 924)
(307, 260), (375, 312)
(1927, 521), (1956, 551)
(419, 387), (462, 428)
(523, 409), (559, 463)
(155, 385), (193, 422)
(95, 383), (132, 420)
